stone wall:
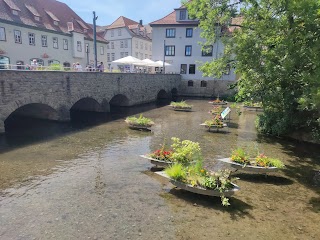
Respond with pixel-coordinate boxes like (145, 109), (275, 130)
(0, 71), (181, 132)
(179, 80), (236, 98)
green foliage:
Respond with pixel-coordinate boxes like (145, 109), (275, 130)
(230, 148), (250, 165)
(166, 161), (235, 206)
(47, 64), (64, 71)
(170, 137), (202, 164)
(170, 101), (192, 109)
(185, 0), (320, 141)
(165, 163), (186, 181)
(125, 114), (154, 127)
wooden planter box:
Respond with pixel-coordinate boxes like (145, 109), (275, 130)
(156, 171), (240, 197)
(208, 101), (227, 106)
(216, 158), (279, 173)
(125, 120), (153, 131)
(200, 123), (228, 132)
(170, 105), (193, 112)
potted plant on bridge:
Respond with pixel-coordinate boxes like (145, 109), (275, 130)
(125, 114), (154, 130)
(156, 160), (239, 206)
(216, 148), (285, 173)
(140, 137), (201, 167)
(169, 101), (193, 111)
(208, 97), (227, 105)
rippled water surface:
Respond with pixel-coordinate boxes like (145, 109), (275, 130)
(0, 100), (319, 240)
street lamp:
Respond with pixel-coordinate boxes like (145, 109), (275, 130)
(93, 11), (98, 70)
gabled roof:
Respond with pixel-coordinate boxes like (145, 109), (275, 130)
(150, 10), (198, 26)
(0, 0), (107, 42)
(107, 15), (152, 41)
(107, 16), (140, 30)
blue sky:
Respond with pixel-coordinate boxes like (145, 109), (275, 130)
(59, 0), (183, 26)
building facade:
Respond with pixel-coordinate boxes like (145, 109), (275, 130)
(150, 5), (237, 97)
(0, 0), (108, 69)
(102, 16), (152, 71)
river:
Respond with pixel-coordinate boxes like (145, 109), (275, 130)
(0, 99), (319, 240)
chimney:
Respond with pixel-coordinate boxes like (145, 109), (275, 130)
(139, 20), (143, 26)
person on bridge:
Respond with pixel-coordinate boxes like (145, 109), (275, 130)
(75, 62), (83, 71)
(98, 62), (104, 72)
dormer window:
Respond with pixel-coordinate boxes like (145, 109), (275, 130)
(83, 29), (87, 33)
(12, 10), (18, 15)
(45, 10), (60, 26)
(34, 16), (40, 21)
(25, 4), (41, 21)
(53, 21), (59, 26)
(4, 0), (21, 16)
(179, 10), (187, 20)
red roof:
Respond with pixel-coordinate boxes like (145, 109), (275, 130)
(107, 16), (140, 30)
(150, 10), (198, 26)
(0, 0), (107, 42)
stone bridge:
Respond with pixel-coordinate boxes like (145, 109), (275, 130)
(0, 71), (181, 133)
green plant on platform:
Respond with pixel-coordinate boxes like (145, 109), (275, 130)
(170, 101), (192, 109)
(170, 137), (202, 164)
(165, 161), (236, 206)
(125, 114), (154, 127)
(230, 148), (250, 165)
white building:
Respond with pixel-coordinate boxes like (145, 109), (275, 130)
(0, 0), (108, 69)
(150, 5), (237, 97)
(102, 16), (152, 71)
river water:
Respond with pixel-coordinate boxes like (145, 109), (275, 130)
(0, 100), (319, 240)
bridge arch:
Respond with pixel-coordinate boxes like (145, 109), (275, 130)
(157, 89), (169, 99)
(71, 97), (104, 112)
(109, 94), (129, 107)
(4, 103), (59, 131)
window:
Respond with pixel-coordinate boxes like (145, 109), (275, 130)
(48, 59), (60, 65)
(100, 46), (104, 55)
(77, 41), (82, 52)
(188, 80), (194, 87)
(53, 21), (59, 26)
(189, 64), (196, 74)
(166, 28), (175, 38)
(30, 58), (44, 66)
(35, 16), (40, 21)
(111, 53), (115, 61)
(118, 29), (121, 36)
(124, 40), (128, 48)
(201, 81), (207, 87)
(185, 45), (192, 56)
(111, 30), (114, 37)
(0, 27), (6, 41)
(107, 53), (110, 62)
(140, 42), (143, 49)
(120, 41), (124, 48)
(63, 39), (68, 50)
(179, 10), (186, 20)
(111, 42), (114, 49)
(186, 28), (193, 38)
(120, 52), (124, 58)
(41, 35), (47, 47)
(107, 42), (110, 49)
(28, 33), (35, 45)
(165, 45), (175, 56)
(53, 37), (58, 49)
(150, 45), (152, 51)
(0, 56), (10, 69)
(135, 52), (138, 58)
(145, 43), (147, 50)
(180, 64), (187, 74)
(14, 30), (21, 43)
(135, 40), (138, 48)
(125, 52), (128, 57)
(140, 53), (143, 59)
(202, 45), (213, 56)
(85, 43), (89, 53)
(12, 10), (18, 16)
(16, 60), (24, 70)
(145, 54), (148, 59)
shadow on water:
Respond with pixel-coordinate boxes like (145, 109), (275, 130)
(0, 100), (170, 154)
(257, 134), (320, 192)
(232, 173), (294, 186)
(164, 188), (254, 221)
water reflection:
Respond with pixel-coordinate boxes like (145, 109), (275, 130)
(0, 99), (319, 240)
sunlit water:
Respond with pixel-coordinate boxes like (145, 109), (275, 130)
(0, 100), (319, 240)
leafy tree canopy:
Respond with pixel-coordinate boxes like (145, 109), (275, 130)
(185, 0), (320, 140)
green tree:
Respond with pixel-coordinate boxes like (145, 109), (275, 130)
(185, 0), (320, 140)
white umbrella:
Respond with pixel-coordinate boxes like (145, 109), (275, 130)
(112, 56), (143, 65)
(155, 60), (171, 67)
(135, 58), (159, 67)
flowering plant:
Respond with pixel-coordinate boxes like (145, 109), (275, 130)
(170, 101), (192, 109)
(209, 106), (223, 115)
(204, 115), (224, 128)
(165, 161), (236, 206)
(125, 114), (154, 127)
(149, 148), (173, 162)
(230, 148), (250, 165)
(255, 153), (285, 168)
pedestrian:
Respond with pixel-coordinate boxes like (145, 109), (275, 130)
(98, 62), (104, 72)
(75, 62), (82, 71)
(31, 59), (38, 70)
